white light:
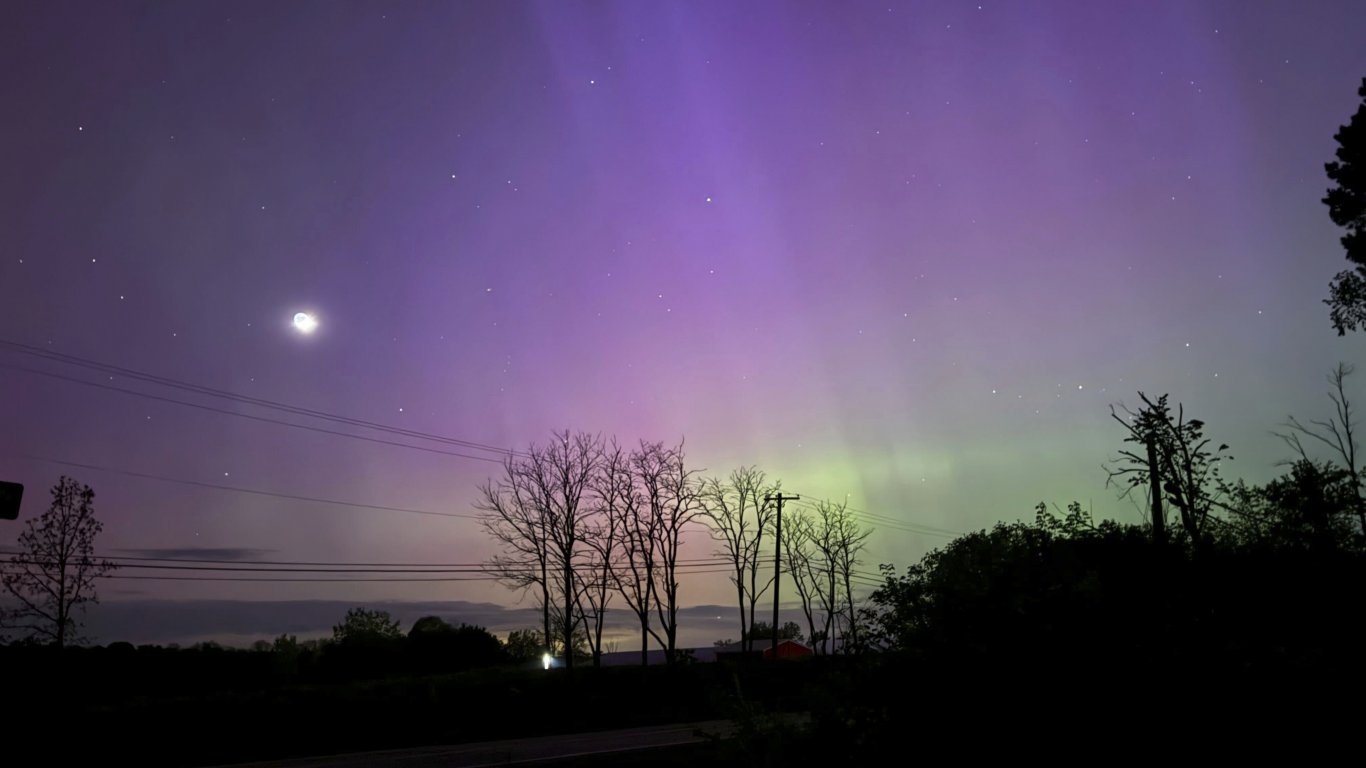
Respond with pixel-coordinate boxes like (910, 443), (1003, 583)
(542, 652), (552, 670)
(293, 312), (318, 334)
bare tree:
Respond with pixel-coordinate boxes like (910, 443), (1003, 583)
(479, 430), (603, 668)
(701, 467), (778, 653)
(1275, 363), (1365, 533)
(613, 443), (660, 666)
(828, 500), (871, 651)
(634, 440), (702, 664)
(1108, 392), (1232, 548)
(784, 500), (871, 653)
(579, 441), (630, 666)
(477, 454), (553, 658)
(781, 509), (825, 653)
(1, 476), (117, 647)
(530, 430), (603, 670)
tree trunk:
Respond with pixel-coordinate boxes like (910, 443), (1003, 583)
(1146, 435), (1166, 545)
(735, 576), (747, 654)
(640, 618), (648, 667)
(562, 561), (575, 670)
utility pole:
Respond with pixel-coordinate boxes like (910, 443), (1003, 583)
(764, 492), (800, 661)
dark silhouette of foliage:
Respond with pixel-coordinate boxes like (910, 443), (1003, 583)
(743, 620), (803, 643)
(1324, 77), (1366, 333)
(408, 615), (452, 637)
(862, 502), (1153, 656)
(1224, 460), (1360, 551)
(0, 476), (117, 647)
(502, 628), (545, 662)
(332, 607), (402, 645)
(1275, 363), (1366, 532)
(407, 616), (505, 672)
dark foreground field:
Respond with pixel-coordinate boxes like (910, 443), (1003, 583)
(4, 645), (1362, 767)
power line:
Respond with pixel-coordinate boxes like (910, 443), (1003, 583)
(788, 493), (966, 535)
(8, 453), (483, 520)
(2, 364), (506, 464)
(785, 489), (963, 530)
(4, 342), (965, 540)
(100, 574), (508, 583)
(0, 550), (736, 568)
(0, 560), (739, 575)
(0, 340), (518, 458)
(5, 566), (750, 584)
(788, 498), (962, 538)
(3, 342), (972, 543)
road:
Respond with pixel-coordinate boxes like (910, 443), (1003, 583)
(216, 720), (735, 768)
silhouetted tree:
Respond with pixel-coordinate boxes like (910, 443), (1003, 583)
(533, 430), (602, 669)
(503, 628), (544, 662)
(270, 633), (303, 678)
(1108, 393), (1231, 548)
(745, 620), (803, 643)
(479, 430), (606, 670)
(408, 615), (452, 637)
(1322, 77), (1366, 334)
(862, 502), (1141, 655)
(702, 467), (778, 654)
(0, 476), (116, 648)
(408, 617), (505, 670)
(830, 502), (871, 651)
(1275, 363), (1365, 533)
(478, 452), (555, 661)
(332, 607), (402, 644)
(579, 440), (629, 666)
(1224, 460), (1359, 551)
(633, 439), (702, 664)
(783, 500), (869, 652)
(443, 623), (507, 667)
(613, 441), (659, 667)
(783, 508), (828, 653)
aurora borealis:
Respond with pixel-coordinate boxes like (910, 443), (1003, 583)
(4, 0), (1366, 647)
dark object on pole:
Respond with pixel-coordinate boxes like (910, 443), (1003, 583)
(764, 493), (799, 661)
(0, 481), (21, 520)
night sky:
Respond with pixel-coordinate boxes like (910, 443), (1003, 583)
(4, 0), (1366, 648)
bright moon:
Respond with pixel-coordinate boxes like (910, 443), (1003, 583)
(293, 312), (318, 334)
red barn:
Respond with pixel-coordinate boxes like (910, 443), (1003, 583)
(764, 639), (813, 660)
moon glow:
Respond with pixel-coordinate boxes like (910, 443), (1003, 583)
(293, 312), (318, 334)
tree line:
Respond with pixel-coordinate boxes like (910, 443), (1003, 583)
(477, 432), (871, 667)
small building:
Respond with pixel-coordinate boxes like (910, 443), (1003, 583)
(714, 639), (812, 662)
